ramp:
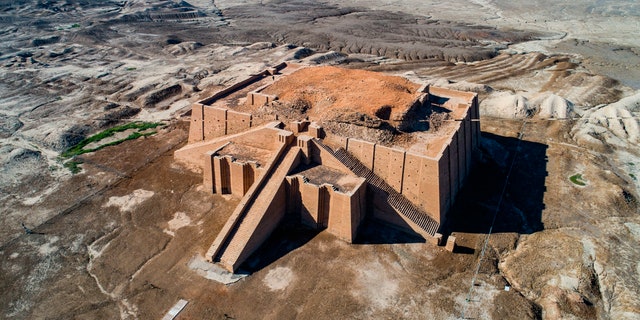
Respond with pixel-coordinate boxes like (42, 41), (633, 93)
(207, 146), (302, 272)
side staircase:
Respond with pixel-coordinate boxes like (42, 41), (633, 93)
(316, 141), (440, 236)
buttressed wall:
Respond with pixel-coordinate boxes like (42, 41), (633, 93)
(323, 86), (479, 226)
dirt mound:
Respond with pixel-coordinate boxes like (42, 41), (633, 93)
(262, 66), (420, 121)
(0, 145), (49, 195)
(571, 91), (640, 149)
(479, 91), (576, 120)
(480, 91), (533, 119)
(534, 93), (575, 119)
(0, 115), (23, 138)
(166, 41), (203, 55)
(500, 231), (602, 319)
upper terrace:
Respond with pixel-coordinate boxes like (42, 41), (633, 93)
(190, 63), (477, 161)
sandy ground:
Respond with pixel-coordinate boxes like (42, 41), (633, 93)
(1, 0), (639, 319)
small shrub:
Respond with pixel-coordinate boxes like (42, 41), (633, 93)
(64, 160), (83, 174)
(569, 173), (587, 186)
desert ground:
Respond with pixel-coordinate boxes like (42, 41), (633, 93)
(0, 0), (639, 319)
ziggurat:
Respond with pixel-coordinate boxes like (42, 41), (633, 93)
(175, 62), (479, 272)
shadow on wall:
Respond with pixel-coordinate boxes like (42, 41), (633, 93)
(443, 132), (548, 235)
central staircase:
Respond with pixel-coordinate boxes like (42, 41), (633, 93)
(316, 141), (440, 236)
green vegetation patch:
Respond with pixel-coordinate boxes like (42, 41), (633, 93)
(569, 173), (587, 186)
(61, 121), (164, 159)
(64, 160), (83, 174)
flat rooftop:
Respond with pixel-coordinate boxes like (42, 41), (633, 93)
(291, 164), (364, 193)
(217, 142), (273, 165)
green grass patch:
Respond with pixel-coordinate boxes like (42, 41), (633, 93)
(631, 173), (637, 181)
(64, 160), (83, 174)
(71, 23), (81, 28)
(126, 67), (137, 71)
(569, 173), (587, 186)
(61, 122), (163, 158)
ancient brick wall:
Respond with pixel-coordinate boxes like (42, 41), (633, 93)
(298, 179), (324, 228)
(199, 73), (266, 105)
(472, 95), (480, 149)
(248, 92), (277, 106)
(377, 145), (406, 193)
(349, 182), (367, 240)
(326, 181), (366, 242)
(206, 144), (300, 271)
(203, 150), (217, 193)
(346, 139), (375, 169)
(231, 180), (288, 270)
(229, 161), (256, 196)
(438, 147), (452, 222)
(214, 156), (231, 194)
(175, 125), (281, 170)
(456, 116), (467, 188)
(448, 129), (460, 200)
(463, 106), (473, 175)
(188, 103), (204, 142)
(401, 152), (440, 215)
(203, 106), (227, 140)
(308, 141), (351, 174)
(344, 134), (475, 224)
(286, 174), (366, 242)
(339, 86), (478, 225)
(327, 191), (352, 241)
(226, 110), (252, 135)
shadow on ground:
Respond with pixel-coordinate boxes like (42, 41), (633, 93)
(443, 132), (548, 235)
(241, 215), (428, 272)
(354, 219), (426, 244)
(241, 218), (321, 273)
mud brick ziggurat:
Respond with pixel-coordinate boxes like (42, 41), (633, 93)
(175, 62), (480, 272)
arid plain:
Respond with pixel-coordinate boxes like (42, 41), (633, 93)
(1, 1), (639, 319)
